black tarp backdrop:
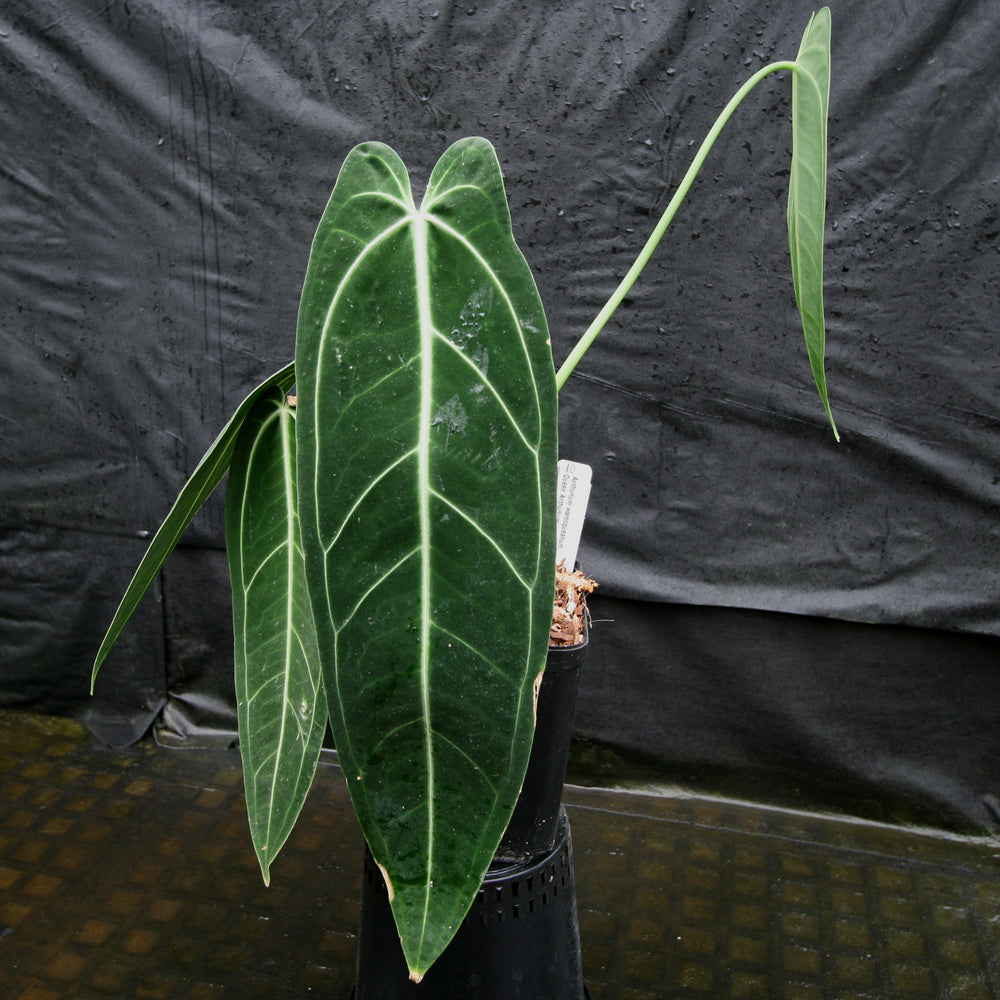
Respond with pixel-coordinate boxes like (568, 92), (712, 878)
(2, 1), (998, 828)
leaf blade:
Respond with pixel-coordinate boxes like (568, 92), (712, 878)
(788, 7), (838, 439)
(91, 362), (296, 689)
(295, 139), (557, 978)
(226, 388), (325, 884)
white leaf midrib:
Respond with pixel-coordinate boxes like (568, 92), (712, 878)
(413, 205), (437, 945)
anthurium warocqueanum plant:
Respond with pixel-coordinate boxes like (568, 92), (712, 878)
(92, 10), (836, 982)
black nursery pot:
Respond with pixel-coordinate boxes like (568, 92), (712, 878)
(495, 629), (589, 864)
(353, 809), (586, 1000)
(351, 631), (590, 1000)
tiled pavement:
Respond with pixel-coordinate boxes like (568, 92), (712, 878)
(1, 709), (999, 999)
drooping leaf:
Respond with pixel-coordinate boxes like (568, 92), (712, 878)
(295, 138), (557, 979)
(226, 388), (325, 884)
(788, 7), (838, 439)
(91, 362), (296, 689)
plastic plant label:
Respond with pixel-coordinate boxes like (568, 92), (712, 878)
(555, 460), (592, 571)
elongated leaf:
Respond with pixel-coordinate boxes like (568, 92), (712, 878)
(91, 362), (296, 689)
(295, 138), (557, 979)
(226, 388), (325, 884)
(788, 7), (838, 439)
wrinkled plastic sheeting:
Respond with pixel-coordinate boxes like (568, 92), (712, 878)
(0, 0), (998, 816)
(4, 0), (993, 636)
(575, 594), (1000, 835)
(0, 526), (165, 748)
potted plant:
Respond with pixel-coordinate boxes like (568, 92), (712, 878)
(91, 8), (836, 987)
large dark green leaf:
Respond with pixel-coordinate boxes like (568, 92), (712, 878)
(295, 138), (557, 979)
(226, 388), (325, 884)
(788, 8), (838, 439)
(91, 362), (295, 689)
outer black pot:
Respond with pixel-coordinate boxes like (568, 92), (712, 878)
(351, 632), (589, 1000)
(352, 810), (586, 1000)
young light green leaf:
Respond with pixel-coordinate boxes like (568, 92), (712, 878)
(91, 362), (295, 690)
(557, 9), (837, 442)
(789, 7), (838, 439)
(226, 388), (325, 884)
(295, 138), (558, 980)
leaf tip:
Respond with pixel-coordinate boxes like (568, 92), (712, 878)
(90, 640), (112, 694)
(822, 397), (840, 442)
(257, 853), (272, 886)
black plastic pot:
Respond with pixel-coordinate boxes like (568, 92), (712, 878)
(351, 632), (589, 1000)
(352, 810), (586, 1000)
(495, 631), (588, 863)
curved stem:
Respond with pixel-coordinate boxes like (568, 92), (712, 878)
(555, 60), (798, 392)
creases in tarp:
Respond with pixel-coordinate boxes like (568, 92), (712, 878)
(575, 595), (1000, 834)
(559, 370), (1000, 635)
(155, 547), (238, 747)
(0, 525), (166, 747)
(4, 0), (997, 628)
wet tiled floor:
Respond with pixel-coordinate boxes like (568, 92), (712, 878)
(2, 708), (999, 999)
